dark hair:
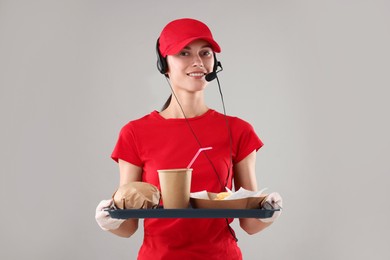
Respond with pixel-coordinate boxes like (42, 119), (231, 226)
(161, 94), (172, 111)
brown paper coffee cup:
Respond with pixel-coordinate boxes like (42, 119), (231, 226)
(157, 168), (192, 209)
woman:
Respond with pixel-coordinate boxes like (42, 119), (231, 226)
(95, 18), (282, 260)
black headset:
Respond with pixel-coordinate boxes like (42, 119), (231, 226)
(156, 38), (219, 77)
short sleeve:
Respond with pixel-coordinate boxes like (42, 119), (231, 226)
(111, 123), (143, 167)
(233, 119), (264, 163)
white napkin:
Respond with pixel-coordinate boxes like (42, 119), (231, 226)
(190, 190), (209, 199)
(224, 187), (268, 200)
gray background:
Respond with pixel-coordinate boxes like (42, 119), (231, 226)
(1, 0), (389, 259)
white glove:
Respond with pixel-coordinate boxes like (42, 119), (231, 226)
(260, 192), (283, 223)
(95, 199), (125, 231)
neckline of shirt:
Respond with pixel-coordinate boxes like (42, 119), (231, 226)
(151, 109), (215, 121)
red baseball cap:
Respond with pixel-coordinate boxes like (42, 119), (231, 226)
(158, 18), (221, 57)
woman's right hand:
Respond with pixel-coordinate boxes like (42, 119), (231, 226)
(95, 199), (125, 231)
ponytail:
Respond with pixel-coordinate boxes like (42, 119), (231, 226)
(161, 94), (172, 111)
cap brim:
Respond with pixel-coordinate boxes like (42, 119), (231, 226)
(164, 37), (221, 57)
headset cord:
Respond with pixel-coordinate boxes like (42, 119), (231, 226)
(216, 75), (233, 188)
(216, 75), (238, 242)
(164, 77), (225, 191)
(164, 76), (238, 242)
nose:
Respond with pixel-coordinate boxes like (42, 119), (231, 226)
(192, 54), (204, 67)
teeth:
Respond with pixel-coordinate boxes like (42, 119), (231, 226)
(188, 73), (204, 77)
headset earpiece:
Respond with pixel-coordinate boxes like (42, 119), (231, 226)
(156, 38), (168, 74)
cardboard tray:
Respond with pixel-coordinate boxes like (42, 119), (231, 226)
(190, 192), (267, 209)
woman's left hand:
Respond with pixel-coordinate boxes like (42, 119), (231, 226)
(260, 192), (283, 223)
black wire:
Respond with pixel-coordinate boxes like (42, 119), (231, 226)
(164, 77), (225, 191)
(215, 76), (233, 188)
(164, 75), (238, 242)
(216, 75), (238, 243)
(226, 218), (238, 242)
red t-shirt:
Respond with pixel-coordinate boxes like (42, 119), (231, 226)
(112, 109), (263, 260)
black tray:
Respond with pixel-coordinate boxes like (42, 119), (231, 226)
(108, 203), (281, 219)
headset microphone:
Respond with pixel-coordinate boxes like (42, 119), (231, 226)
(205, 61), (223, 82)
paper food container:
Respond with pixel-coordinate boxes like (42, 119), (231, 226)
(190, 192), (267, 209)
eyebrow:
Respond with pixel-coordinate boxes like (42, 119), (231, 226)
(183, 44), (212, 50)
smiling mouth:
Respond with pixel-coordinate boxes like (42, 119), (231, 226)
(187, 72), (206, 77)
